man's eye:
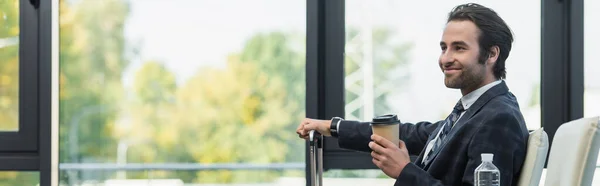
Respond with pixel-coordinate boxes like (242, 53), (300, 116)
(455, 46), (466, 50)
(441, 46), (447, 51)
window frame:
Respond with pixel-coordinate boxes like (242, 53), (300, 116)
(540, 0), (584, 166)
(0, 0), (57, 185)
(0, 0), (39, 152)
(306, 0), (377, 177)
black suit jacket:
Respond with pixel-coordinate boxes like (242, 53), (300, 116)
(337, 81), (529, 186)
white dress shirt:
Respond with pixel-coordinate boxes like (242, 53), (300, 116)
(421, 80), (503, 164)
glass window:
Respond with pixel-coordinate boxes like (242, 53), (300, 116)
(584, 0), (600, 184)
(58, 0), (305, 185)
(0, 172), (39, 186)
(344, 0), (540, 128)
(585, 0), (600, 118)
(341, 0), (540, 181)
(0, 0), (19, 131)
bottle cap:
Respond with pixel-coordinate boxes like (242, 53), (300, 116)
(481, 153), (494, 162)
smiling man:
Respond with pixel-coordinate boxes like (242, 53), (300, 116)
(296, 3), (529, 186)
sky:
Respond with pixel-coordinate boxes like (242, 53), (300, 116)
(122, 0), (305, 87)
(120, 0), (600, 127)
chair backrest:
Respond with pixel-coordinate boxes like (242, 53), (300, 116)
(518, 128), (549, 186)
(544, 116), (600, 186)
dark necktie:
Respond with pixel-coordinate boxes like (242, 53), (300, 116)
(423, 100), (465, 166)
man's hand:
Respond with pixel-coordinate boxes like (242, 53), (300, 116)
(296, 118), (332, 139)
(369, 134), (411, 179)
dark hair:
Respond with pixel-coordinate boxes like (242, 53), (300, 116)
(447, 3), (513, 79)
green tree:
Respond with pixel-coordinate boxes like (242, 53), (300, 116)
(121, 61), (178, 157)
(170, 56), (287, 183)
(58, 0), (131, 184)
(0, 0), (19, 131)
(130, 32), (303, 183)
(238, 32), (306, 163)
(120, 61), (195, 180)
(132, 62), (177, 104)
(117, 31), (304, 183)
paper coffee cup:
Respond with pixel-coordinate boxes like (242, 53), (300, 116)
(371, 114), (400, 147)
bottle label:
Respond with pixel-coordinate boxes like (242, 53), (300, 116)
(475, 171), (500, 186)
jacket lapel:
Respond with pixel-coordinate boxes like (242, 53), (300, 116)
(422, 81), (509, 170)
(415, 125), (443, 167)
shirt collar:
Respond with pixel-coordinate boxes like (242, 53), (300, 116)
(460, 80), (503, 110)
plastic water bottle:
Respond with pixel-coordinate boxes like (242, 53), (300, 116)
(474, 153), (500, 186)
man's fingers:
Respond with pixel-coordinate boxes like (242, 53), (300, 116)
(297, 133), (308, 139)
(372, 158), (381, 168)
(398, 140), (407, 149)
(296, 124), (305, 136)
(297, 120), (316, 136)
(371, 151), (384, 161)
(297, 120), (307, 134)
(371, 134), (396, 148)
(302, 123), (319, 136)
(304, 122), (317, 130)
(369, 141), (386, 153)
(297, 119), (313, 138)
(297, 118), (323, 140)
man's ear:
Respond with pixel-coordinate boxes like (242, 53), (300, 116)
(487, 46), (500, 65)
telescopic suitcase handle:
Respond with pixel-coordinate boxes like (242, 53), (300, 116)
(309, 130), (323, 186)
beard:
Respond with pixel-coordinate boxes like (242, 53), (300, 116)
(444, 62), (486, 90)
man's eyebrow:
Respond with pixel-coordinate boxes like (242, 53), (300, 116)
(439, 41), (468, 46)
(450, 41), (468, 46)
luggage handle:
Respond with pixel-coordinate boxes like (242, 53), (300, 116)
(309, 130), (323, 186)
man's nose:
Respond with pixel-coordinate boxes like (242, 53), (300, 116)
(439, 51), (455, 65)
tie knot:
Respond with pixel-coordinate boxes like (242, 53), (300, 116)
(453, 100), (465, 113)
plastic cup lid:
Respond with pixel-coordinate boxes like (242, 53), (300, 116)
(371, 114), (400, 125)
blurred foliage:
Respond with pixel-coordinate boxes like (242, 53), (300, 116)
(0, 0), (19, 131)
(121, 32), (307, 183)
(58, 0), (130, 184)
(0, 172), (38, 186)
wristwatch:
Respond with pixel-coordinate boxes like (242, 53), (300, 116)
(330, 117), (343, 137)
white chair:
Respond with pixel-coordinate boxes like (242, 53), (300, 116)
(544, 116), (600, 186)
(518, 128), (549, 186)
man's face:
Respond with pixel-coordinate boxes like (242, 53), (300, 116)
(439, 20), (488, 90)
